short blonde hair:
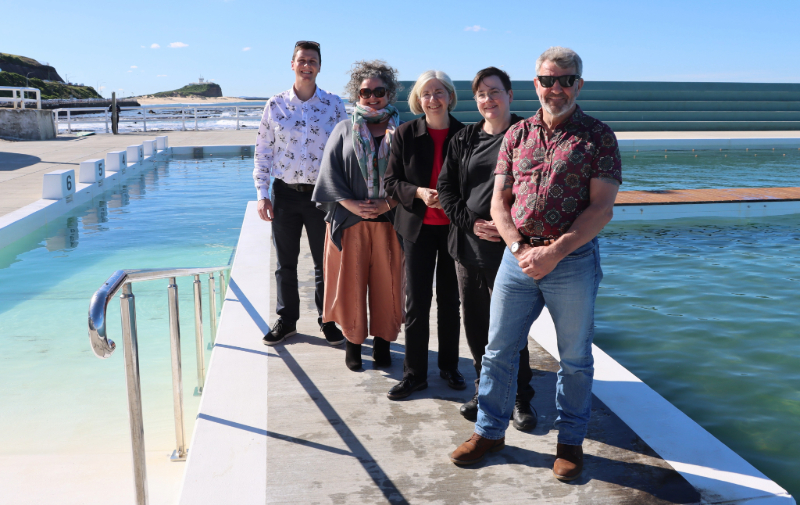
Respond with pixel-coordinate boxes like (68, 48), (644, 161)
(407, 70), (457, 115)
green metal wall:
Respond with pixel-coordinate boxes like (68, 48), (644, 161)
(393, 81), (800, 131)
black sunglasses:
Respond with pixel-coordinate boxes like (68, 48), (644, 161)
(295, 40), (320, 48)
(537, 75), (580, 88)
(359, 87), (387, 99)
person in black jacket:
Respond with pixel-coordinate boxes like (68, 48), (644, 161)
(437, 67), (537, 430)
(384, 70), (465, 399)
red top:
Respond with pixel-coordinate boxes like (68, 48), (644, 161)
(423, 127), (451, 225)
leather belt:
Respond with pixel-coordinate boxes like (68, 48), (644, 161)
(277, 179), (315, 192)
(523, 236), (555, 247)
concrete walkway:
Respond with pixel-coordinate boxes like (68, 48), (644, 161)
(0, 130), (256, 217)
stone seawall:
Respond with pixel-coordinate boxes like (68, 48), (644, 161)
(0, 109), (56, 140)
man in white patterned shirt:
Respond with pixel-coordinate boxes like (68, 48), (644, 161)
(254, 41), (348, 346)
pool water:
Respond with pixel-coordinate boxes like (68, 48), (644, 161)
(0, 155), (254, 455)
(596, 215), (800, 497)
(621, 149), (800, 191)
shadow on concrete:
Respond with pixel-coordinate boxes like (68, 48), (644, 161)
(276, 344), (410, 505)
(0, 152), (41, 170)
(227, 277), (270, 335)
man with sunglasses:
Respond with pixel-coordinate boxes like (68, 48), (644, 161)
(449, 47), (622, 483)
(254, 41), (348, 347)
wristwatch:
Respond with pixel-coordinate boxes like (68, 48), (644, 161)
(510, 241), (524, 254)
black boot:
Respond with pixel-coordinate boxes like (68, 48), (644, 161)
(460, 391), (479, 421)
(345, 341), (362, 371)
(512, 397), (538, 431)
(372, 337), (391, 368)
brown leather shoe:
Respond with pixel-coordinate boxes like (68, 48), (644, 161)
(449, 433), (505, 466)
(553, 443), (583, 481)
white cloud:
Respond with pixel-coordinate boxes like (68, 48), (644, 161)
(140, 45), (145, 48)
(127, 70), (133, 73)
(242, 47), (251, 51)
(169, 42), (188, 48)
(157, 74), (167, 77)
(464, 25), (487, 32)
(151, 43), (160, 49)
(131, 65), (137, 69)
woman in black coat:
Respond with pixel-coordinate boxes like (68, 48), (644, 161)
(384, 70), (465, 399)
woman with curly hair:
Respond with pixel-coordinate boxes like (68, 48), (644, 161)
(312, 60), (405, 371)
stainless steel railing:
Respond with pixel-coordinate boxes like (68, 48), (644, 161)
(88, 266), (230, 505)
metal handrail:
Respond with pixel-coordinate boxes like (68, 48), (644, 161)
(54, 105), (265, 134)
(0, 86), (42, 109)
(88, 265), (230, 505)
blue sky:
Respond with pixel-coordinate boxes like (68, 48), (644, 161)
(2, 0), (799, 98)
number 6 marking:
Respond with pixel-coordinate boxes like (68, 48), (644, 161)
(66, 175), (73, 191)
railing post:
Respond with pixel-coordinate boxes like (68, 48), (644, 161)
(218, 270), (226, 301)
(167, 278), (187, 461)
(119, 283), (149, 505)
(104, 109), (109, 134)
(36, 89), (41, 110)
(21, 89), (26, 109)
(67, 109), (72, 134)
(194, 108), (198, 131)
(236, 106), (240, 130)
(193, 274), (205, 395)
(181, 108), (186, 131)
(208, 273), (217, 350)
(143, 108), (147, 132)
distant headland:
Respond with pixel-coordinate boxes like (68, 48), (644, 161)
(0, 52), (102, 100)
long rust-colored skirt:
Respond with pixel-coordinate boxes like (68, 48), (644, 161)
(322, 221), (405, 344)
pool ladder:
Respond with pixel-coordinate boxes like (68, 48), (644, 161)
(88, 266), (231, 505)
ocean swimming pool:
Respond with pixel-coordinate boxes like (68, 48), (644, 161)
(0, 148), (797, 498)
(0, 155), (253, 456)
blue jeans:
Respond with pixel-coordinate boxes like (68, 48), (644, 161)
(474, 238), (602, 446)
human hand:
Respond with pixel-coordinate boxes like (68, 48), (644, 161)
(473, 219), (502, 242)
(341, 199), (381, 220)
(416, 187), (441, 209)
(517, 241), (559, 279)
(257, 198), (273, 222)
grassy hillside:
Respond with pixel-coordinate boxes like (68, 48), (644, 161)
(0, 52), (64, 82)
(151, 82), (223, 98)
(0, 71), (101, 100)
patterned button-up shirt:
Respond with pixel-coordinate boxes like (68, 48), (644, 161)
(253, 86), (348, 199)
(495, 106), (622, 239)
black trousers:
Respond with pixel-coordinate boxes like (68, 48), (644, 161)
(403, 224), (461, 378)
(455, 260), (535, 402)
(271, 179), (326, 326)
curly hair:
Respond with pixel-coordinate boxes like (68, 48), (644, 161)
(344, 60), (400, 105)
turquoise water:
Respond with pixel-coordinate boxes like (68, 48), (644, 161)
(596, 215), (800, 497)
(0, 156), (254, 454)
(622, 149), (800, 190)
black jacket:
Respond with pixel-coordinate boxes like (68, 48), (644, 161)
(437, 115), (524, 263)
(384, 115), (465, 243)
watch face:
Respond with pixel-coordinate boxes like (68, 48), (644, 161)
(511, 242), (520, 253)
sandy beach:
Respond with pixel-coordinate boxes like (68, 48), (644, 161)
(136, 96), (260, 105)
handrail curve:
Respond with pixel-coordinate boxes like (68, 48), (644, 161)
(88, 266), (231, 359)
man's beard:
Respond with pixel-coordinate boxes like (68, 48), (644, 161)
(539, 93), (576, 119)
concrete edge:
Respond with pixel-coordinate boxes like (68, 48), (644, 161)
(170, 145), (255, 156)
(529, 308), (794, 504)
(613, 200), (800, 221)
(179, 202), (270, 505)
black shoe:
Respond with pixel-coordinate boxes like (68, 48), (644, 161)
(345, 340), (362, 371)
(262, 318), (296, 346)
(460, 391), (479, 422)
(440, 369), (467, 390)
(512, 398), (538, 431)
(372, 337), (391, 368)
(387, 375), (428, 400)
(320, 322), (345, 346)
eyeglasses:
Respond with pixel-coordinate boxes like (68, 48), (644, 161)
(420, 89), (449, 101)
(537, 75), (580, 88)
(474, 88), (506, 103)
(359, 87), (387, 99)
(295, 40), (320, 48)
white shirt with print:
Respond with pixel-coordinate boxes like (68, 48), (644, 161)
(253, 86), (348, 200)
